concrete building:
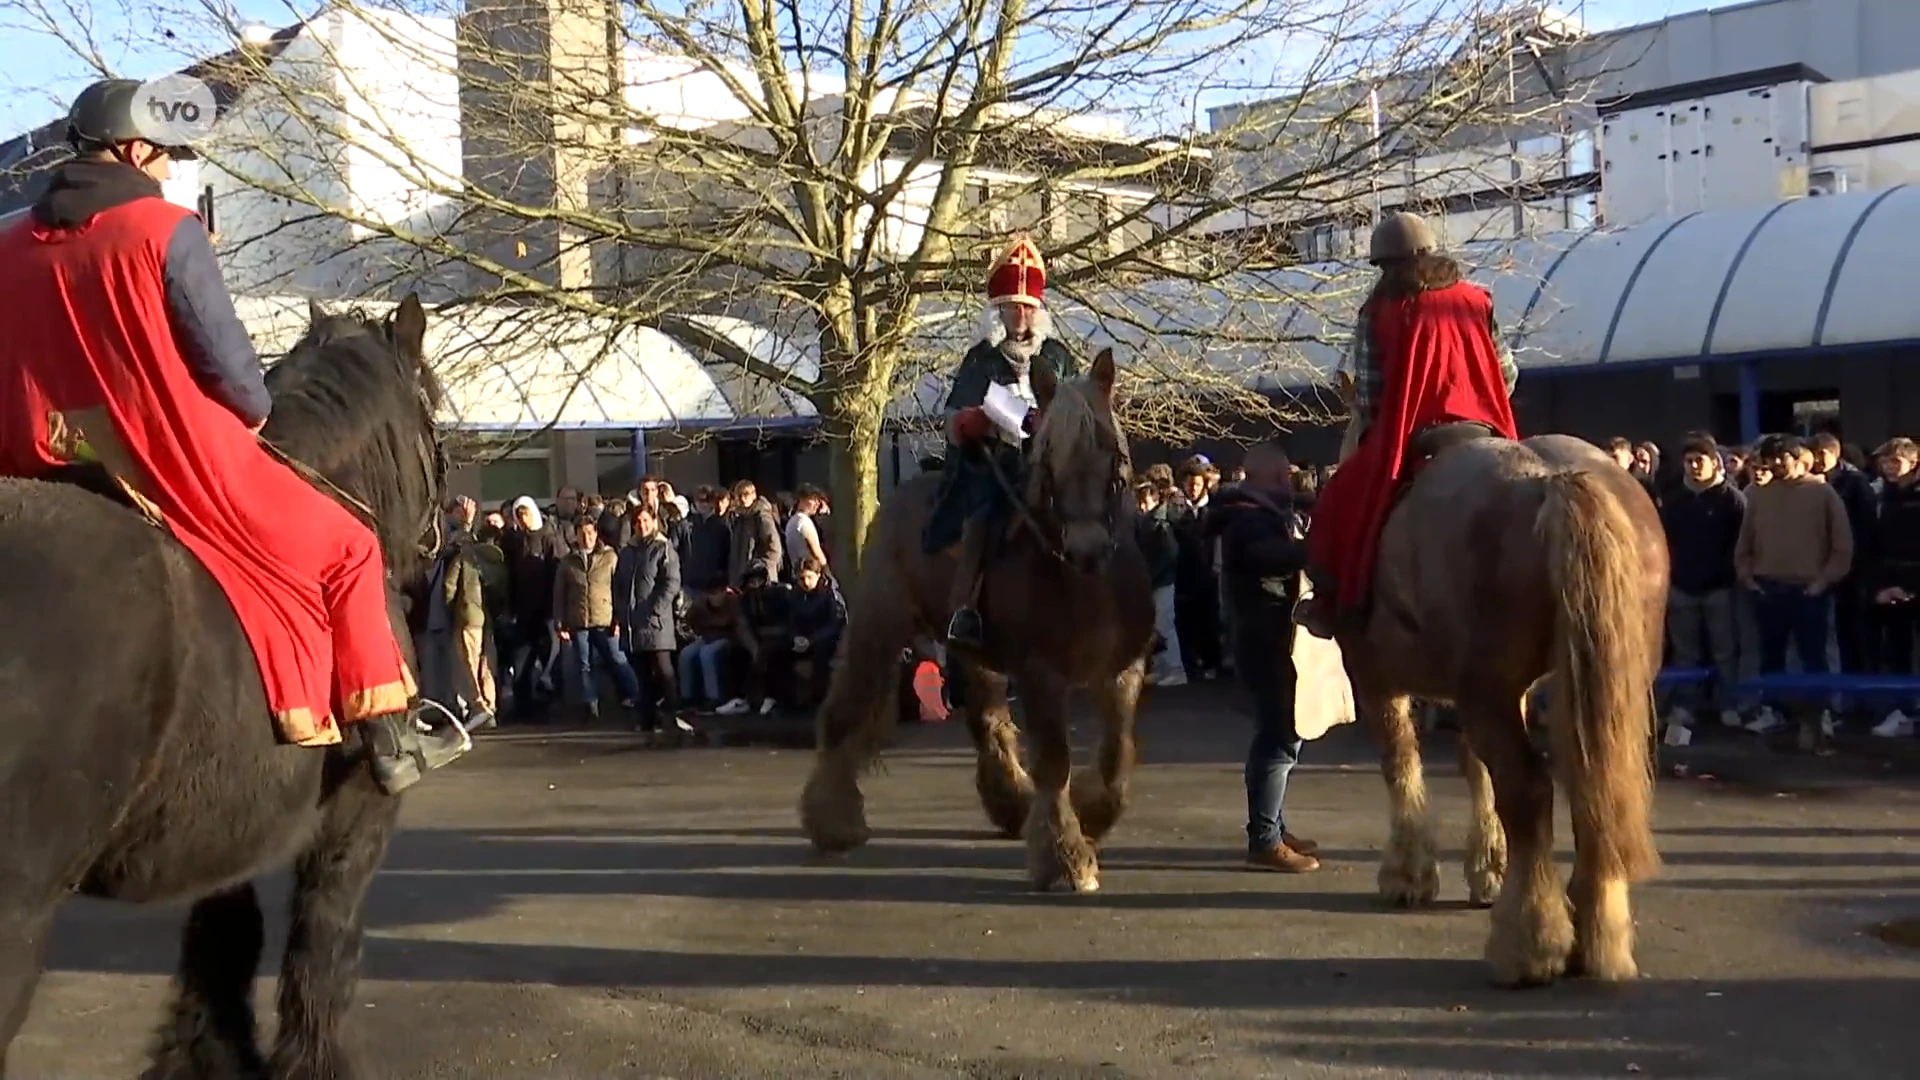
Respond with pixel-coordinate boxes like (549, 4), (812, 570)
(1206, 0), (1920, 255)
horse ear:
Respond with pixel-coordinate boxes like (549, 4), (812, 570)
(391, 293), (428, 364)
(1091, 347), (1117, 402)
(1030, 359), (1059, 411)
(307, 297), (327, 325)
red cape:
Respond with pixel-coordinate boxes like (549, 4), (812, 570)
(0, 198), (412, 742)
(1306, 280), (1519, 614)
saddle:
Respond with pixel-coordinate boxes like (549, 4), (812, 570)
(1396, 421), (1498, 494)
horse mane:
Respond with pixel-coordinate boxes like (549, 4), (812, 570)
(1029, 375), (1119, 500)
(260, 308), (443, 582)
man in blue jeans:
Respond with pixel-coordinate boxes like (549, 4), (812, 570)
(1204, 441), (1320, 873)
(1735, 435), (1853, 678)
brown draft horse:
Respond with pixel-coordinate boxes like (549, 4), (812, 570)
(1335, 430), (1668, 987)
(800, 348), (1156, 892)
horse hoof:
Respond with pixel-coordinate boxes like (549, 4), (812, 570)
(807, 827), (871, 857)
(1466, 874), (1503, 909)
(1489, 967), (1563, 990)
(1030, 872), (1100, 894)
(1377, 868), (1440, 907)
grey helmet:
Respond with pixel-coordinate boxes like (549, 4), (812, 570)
(1367, 211), (1436, 265)
(66, 77), (200, 161)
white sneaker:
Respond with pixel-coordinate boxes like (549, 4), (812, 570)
(759, 698), (776, 715)
(674, 716), (697, 733)
(1745, 707), (1787, 735)
(1664, 705), (1696, 730)
(1155, 671), (1188, 688)
(1871, 710), (1914, 739)
(1819, 710), (1842, 738)
(715, 698), (749, 715)
(1717, 708), (1744, 729)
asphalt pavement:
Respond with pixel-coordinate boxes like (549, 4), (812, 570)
(12, 682), (1920, 1079)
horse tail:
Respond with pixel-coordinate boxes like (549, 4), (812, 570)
(1536, 469), (1662, 884)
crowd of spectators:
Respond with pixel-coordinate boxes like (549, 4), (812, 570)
(405, 423), (1920, 749)
(404, 475), (847, 739)
(1609, 430), (1920, 741)
(1133, 427), (1920, 745)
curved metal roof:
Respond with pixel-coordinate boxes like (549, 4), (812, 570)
(1497, 183), (1920, 369)
(235, 295), (737, 431)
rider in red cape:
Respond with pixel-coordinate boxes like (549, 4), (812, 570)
(1297, 212), (1519, 639)
(0, 78), (467, 792)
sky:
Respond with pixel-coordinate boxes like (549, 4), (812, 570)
(0, 1), (1717, 138)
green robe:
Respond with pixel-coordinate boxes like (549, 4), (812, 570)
(921, 336), (1080, 555)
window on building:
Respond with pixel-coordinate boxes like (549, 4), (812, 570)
(1568, 192), (1598, 231)
(479, 455), (552, 504)
(1568, 128), (1598, 176)
(1294, 222), (1336, 261)
(1005, 184), (1046, 234)
(1055, 190), (1107, 249)
(1515, 133), (1564, 181)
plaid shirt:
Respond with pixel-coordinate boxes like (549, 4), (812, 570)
(1340, 292), (1519, 421)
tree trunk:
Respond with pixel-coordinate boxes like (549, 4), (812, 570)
(825, 407), (883, 588)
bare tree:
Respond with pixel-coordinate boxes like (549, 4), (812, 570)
(3, 0), (1590, 573)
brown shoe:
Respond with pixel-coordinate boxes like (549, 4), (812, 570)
(1282, 832), (1319, 856)
(1246, 843), (1320, 873)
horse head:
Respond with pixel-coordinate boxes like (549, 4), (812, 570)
(1027, 347), (1130, 574)
(262, 292), (446, 583)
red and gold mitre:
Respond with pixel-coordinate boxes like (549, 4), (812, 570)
(986, 235), (1046, 307)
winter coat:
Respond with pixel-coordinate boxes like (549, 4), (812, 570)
(552, 545), (621, 630)
(684, 512), (734, 591)
(1659, 480), (1745, 596)
(615, 533), (682, 653)
(1203, 482), (1308, 642)
(788, 577), (848, 651)
(1135, 503), (1179, 589)
(502, 522), (568, 624)
(728, 497), (784, 585)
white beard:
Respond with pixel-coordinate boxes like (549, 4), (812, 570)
(971, 304), (1053, 404)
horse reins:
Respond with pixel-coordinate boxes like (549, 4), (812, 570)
(254, 383), (447, 560)
(979, 424), (1128, 568)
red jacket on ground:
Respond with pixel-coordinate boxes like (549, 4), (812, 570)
(0, 161), (413, 743)
(1306, 280), (1519, 615)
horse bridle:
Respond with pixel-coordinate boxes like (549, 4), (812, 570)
(980, 423), (1130, 567)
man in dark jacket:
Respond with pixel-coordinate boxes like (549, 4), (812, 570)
(1812, 431), (1880, 674)
(1134, 481), (1185, 685)
(684, 485), (734, 593)
(715, 564), (795, 716)
(1203, 442), (1319, 874)
(1869, 438), (1920, 738)
(1171, 462), (1223, 680)
(727, 479), (784, 587)
(501, 496), (568, 720)
(1658, 436), (1747, 731)
(784, 558), (848, 707)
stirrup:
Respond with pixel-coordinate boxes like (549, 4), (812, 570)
(412, 697), (476, 758)
(368, 700), (473, 795)
(946, 606), (985, 649)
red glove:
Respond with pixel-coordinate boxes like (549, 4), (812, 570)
(950, 406), (991, 445)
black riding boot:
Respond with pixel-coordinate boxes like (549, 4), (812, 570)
(362, 701), (473, 795)
(945, 516), (991, 655)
